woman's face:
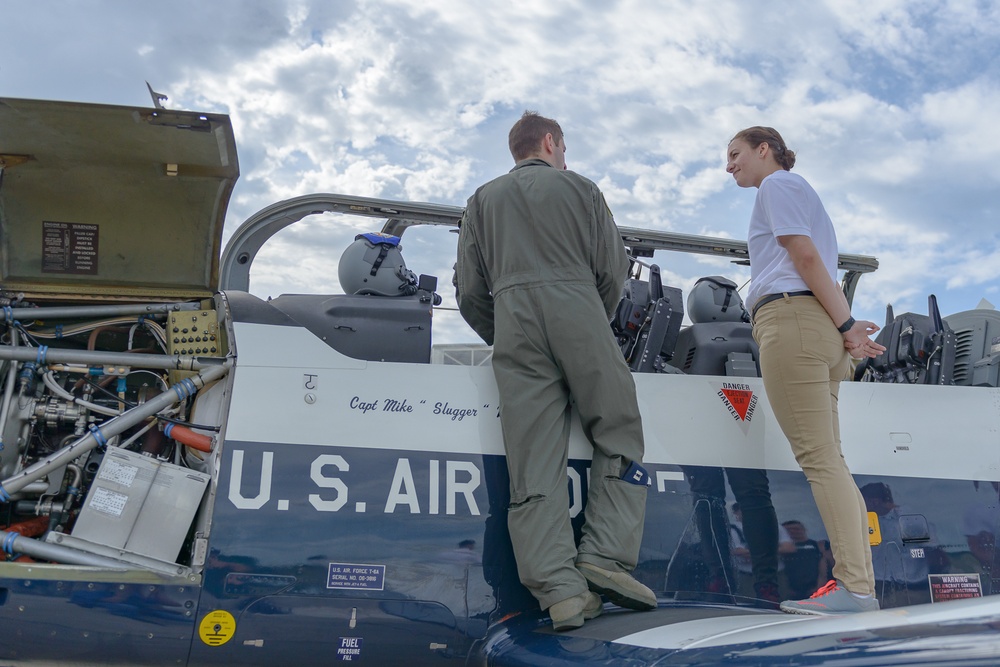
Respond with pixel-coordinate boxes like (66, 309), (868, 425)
(726, 139), (766, 188)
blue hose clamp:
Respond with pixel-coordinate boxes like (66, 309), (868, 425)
(89, 424), (108, 450)
(172, 377), (197, 401)
(3, 531), (18, 555)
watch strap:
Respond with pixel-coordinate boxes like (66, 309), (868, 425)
(837, 316), (856, 334)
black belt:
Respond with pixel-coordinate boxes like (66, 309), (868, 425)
(752, 290), (814, 320)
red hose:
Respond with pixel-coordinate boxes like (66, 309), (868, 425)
(3, 516), (49, 538)
(165, 423), (213, 452)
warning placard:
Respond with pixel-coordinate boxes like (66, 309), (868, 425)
(929, 573), (982, 602)
(716, 382), (759, 435)
(42, 221), (99, 275)
(199, 609), (236, 646)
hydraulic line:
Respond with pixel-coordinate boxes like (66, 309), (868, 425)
(5, 481), (48, 499)
(0, 329), (19, 450)
(27, 316), (168, 346)
(42, 371), (120, 417)
(60, 463), (83, 516)
(1, 530), (130, 569)
(3, 516), (49, 538)
(0, 363), (229, 498)
(164, 423), (213, 452)
(1, 302), (200, 322)
(0, 345), (223, 372)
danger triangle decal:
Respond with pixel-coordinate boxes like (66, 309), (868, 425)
(721, 388), (753, 420)
(716, 383), (759, 435)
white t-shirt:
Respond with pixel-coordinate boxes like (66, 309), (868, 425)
(746, 170), (839, 312)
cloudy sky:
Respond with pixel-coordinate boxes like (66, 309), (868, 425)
(3, 0), (998, 344)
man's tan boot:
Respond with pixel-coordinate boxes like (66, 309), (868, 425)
(578, 562), (657, 611)
(548, 591), (603, 631)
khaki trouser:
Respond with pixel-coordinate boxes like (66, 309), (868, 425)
(492, 283), (647, 610)
(752, 295), (875, 596)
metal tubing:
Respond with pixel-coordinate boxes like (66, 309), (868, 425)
(0, 345), (223, 371)
(1, 302), (201, 322)
(7, 480), (50, 499)
(1, 530), (130, 569)
(43, 371), (120, 417)
(0, 330), (19, 448)
(0, 364), (229, 495)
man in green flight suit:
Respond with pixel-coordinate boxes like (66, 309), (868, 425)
(455, 111), (656, 630)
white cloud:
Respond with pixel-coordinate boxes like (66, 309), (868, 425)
(920, 79), (1000, 181)
(3, 0), (999, 340)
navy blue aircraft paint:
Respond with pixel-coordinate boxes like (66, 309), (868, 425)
(3, 97), (1000, 666)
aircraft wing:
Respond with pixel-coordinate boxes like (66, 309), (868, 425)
(481, 597), (1000, 666)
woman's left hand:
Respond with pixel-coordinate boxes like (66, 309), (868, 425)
(843, 320), (886, 358)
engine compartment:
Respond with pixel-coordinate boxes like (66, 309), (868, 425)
(0, 296), (231, 576)
(0, 96), (239, 576)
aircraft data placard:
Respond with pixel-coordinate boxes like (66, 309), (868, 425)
(327, 563), (386, 591)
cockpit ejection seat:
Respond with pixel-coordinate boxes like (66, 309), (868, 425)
(668, 276), (760, 378)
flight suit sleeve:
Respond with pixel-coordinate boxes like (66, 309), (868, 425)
(592, 188), (628, 320)
(455, 201), (496, 346)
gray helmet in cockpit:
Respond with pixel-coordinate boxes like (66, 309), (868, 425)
(339, 233), (419, 297)
(687, 276), (750, 323)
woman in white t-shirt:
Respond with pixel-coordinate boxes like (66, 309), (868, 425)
(726, 126), (884, 615)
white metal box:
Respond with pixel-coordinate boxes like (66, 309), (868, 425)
(72, 447), (210, 563)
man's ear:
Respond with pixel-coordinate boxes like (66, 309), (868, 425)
(542, 132), (556, 156)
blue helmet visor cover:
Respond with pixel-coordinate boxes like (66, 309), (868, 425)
(357, 232), (401, 247)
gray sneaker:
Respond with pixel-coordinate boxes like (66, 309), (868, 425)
(780, 580), (880, 615)
(549, 591), (603, 631)
(578, 562), (657, 611)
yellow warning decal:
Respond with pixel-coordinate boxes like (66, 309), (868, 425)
(867, 511), (882, 546)
(199, 610), (236, 646)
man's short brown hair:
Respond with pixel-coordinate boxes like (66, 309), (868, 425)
(508, 111), (563, 161)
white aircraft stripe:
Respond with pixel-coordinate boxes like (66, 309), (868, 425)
(226, 322), (1000, 481)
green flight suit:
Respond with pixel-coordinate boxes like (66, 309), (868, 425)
(455, 158), (647, 609)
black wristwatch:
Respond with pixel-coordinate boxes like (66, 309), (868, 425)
(837, 316), (856, 334)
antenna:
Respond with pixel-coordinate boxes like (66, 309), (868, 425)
(145, 81), (168, 109)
